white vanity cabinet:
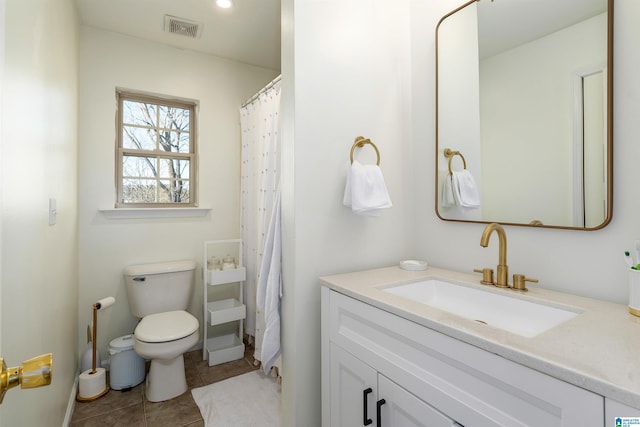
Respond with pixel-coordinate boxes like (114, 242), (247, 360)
(329, 343), (456, 426)
(321, 287), (604, 427)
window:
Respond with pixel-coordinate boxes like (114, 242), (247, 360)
(116, 90), (197, 207)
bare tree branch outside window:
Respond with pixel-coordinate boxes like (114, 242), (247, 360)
(116, 91), (197, 207)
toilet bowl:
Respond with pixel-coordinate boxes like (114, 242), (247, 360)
(123, 260), (199, 402)
(133, 310), (199, 402)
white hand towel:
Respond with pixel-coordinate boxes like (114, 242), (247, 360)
(452, 170), (480, 208)
(442, 174), (456, 207)
(343, 160), (392, 216)
(343, 170), (382, 217)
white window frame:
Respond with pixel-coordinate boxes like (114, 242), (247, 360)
(115, 90), (198, 208)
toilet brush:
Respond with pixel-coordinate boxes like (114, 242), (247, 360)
(81, 324), (101, 372)
(77, 297), (115, 402)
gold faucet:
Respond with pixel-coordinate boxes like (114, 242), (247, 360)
(480, 223), (509, 288)
(476, 222), (539, 291)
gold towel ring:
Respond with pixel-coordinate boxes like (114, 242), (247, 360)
(444, 148), (466, 175)
(350, 136), (381, 166)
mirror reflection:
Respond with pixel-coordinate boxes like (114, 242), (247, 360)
(436, 0), (612, 229)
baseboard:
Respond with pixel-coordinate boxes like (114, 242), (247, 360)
(62, 375), (79, 427)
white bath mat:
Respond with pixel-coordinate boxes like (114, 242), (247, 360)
(191, 370), (281, 427)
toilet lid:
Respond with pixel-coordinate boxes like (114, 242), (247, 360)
(135, 310), (199, 343)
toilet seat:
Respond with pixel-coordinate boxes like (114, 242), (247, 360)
(135, 310), (198, 343)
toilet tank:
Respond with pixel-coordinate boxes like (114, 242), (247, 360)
(124, 260), (196, 318)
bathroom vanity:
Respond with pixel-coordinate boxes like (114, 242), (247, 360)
(320, 266), (640, 426)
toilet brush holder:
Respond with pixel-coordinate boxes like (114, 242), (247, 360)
(77, 297), (115, 402)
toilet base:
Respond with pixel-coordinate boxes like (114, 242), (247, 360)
(145, 354), (188, 402)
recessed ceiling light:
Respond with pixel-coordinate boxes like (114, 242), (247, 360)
(216, 0), (234, 8)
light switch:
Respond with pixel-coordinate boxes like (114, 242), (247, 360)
(48, 198), (57, 226)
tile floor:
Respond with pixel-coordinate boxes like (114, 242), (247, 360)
(70, 345), (259, 427)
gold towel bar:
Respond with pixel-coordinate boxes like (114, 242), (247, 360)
(444, 148), (467, 175)
(350, 136), (380, 166)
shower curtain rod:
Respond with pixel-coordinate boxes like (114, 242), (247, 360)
(241, 74), (282, 108)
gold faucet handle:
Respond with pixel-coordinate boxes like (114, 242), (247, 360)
(0, 353), (53, 403)
(473, 268), (495, 285)
(512, 274), (538, 292)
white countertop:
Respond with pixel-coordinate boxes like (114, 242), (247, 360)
(319, 265), (640, 409)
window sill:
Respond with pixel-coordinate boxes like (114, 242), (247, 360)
(99, 207), (211, 219)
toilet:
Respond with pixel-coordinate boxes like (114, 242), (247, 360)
(124, 260), (199, 402)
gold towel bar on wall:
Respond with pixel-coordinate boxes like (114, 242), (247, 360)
(444, 148), (467, 175)
(350, 136), (381, 165)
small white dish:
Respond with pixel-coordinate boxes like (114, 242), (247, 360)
(399, 259), (428, 271)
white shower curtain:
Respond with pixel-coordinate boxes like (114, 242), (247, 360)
(240, 76), (282, 374)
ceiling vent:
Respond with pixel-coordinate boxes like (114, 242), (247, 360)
(164, 15), (202, 39)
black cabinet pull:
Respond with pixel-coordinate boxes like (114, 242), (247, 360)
(363, 388), (373, 425)
(376, 398), (386, 427)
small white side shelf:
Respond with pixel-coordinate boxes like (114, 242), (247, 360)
(206, 334), (245, 366)
(203, 240), (246, 366)
(207, 298), (246, 325)
(209, 267), (246, 286)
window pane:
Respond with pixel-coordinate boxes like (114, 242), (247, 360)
(159, 158), (189, 179)
(123, 100), (157, 127)
(159, 105), (190, 131)
(174, 132), (190, 153)
(158, 131), (190, 153)
(123, 156), (158, 178)
(123, 126), (157, 150)
(178, 159), (190, 176)
(173, 180), (190, 203)
(160, 131), (189, 153)
(178, 180), (190, 203)
(122, 178), (157, 203)
(158, 179), (190, 203)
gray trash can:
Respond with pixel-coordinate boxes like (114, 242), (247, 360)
(109, 334), (145, 390)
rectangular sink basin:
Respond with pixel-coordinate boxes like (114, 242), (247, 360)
(383, 279), (581, 337)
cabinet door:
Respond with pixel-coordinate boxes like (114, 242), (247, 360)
(330, 343), (378, 427)
(378, 375), (457, 427)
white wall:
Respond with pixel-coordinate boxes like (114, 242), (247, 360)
(77, 27), (278, 361)
(1, 0), (79, 425)
(281, 0), (414, 425)
(414, 0), (640, 305)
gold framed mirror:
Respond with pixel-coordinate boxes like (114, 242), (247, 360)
(435, 0), (613, 230)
